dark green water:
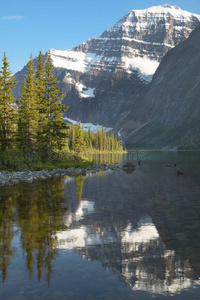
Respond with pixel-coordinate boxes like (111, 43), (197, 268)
(0, 151), (200, 299)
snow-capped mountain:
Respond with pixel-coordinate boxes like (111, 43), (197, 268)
(51, 4), (199, 82)
(14, 5), (200, 128)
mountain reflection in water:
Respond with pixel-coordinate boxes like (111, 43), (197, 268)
(57, 183), (199, 296)
(0, 153), (200, 299)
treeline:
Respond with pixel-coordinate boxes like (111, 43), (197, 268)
(67, 123), (123, 153)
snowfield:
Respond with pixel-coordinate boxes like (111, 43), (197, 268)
(63, 117), (113, 133)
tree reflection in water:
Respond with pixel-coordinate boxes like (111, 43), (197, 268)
(0, 192), (16, 283)
(0, 178), (67, 285)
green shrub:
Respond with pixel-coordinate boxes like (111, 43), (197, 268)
(0, 149), (26, 171)
(0, 149), (93, 172)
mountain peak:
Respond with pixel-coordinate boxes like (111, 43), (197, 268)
(131, 4), (196, 15)
(104, 4), (200, 42)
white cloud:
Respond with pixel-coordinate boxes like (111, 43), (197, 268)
(3, 16), (24, 21)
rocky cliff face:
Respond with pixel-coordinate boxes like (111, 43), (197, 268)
(14, 5), (200, 129)
(143, 23), (200, 125)
(122, 23), (200, 149)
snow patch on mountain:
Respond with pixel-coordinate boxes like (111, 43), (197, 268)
(64, 72), (74, 84)
(51, 50), (102, 73)
(51, 49), (86, 72)
(83, 87), (95, 98)
(63, 117), (113, 133)
(76, 82), (95, 98)
(124, 37), (174, 48)
(122, 56), (159, 81)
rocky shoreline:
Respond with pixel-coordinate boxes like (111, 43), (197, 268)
(0, 163), (136, 186)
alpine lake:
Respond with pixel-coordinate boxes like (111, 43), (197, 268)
(1, 151), (200, 300)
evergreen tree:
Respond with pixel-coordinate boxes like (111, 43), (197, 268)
(88, 126), (92, 149)
(68, 125), (75, 151)
(0, 52), (17, 150)
(110, 133), (115, 151)
(35, 51), (46, 154)
(17, 54), (37, 156)
(101, 127), (106, 151)
(74, 122), (84, 153)
(94, 127), (99, 150)
(35, 51), (45, 101)
(43, 50), (68, 154)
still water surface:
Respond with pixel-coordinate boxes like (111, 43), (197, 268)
(0, 151), (200, 299)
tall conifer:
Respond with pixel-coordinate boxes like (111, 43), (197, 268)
(74, 122), (84, 153)
(35, 51), (46, 155)
(0, 52), (17, 150)
(43, 50), (68, 153)
(17, 53), (37, 156)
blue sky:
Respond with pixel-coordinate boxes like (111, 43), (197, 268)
(1, 0), (200, 74)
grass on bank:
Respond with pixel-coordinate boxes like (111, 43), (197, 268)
(0, 149), (94, 172)
(0, 147), (128, 172)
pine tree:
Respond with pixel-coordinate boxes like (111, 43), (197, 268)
(35, 51), (46, 155)
(88, 126), (92, 149)
(68, 125), (75, 150)
(17, 53), (37, 156)
(74, 122), (84, 153)
(110, 133), (115, 151)
(95, 127), (100, 150)
(43, 50), (68, 154)
(35, 51), (45, 101)
(0, 52), (17, 150)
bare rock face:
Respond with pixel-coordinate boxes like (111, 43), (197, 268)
(13, 5), (200, 128)
(143, 23), (200, 126)
(122, 23), (200, 149)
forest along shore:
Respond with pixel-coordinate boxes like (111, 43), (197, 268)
(0, 163), (134, 186)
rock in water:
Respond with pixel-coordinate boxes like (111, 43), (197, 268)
(122, 162), (135, 170)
